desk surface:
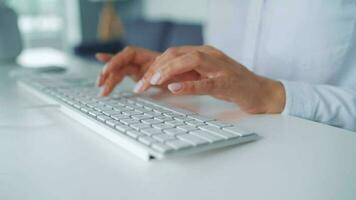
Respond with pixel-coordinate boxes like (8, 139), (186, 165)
(1, 58), (356, 200)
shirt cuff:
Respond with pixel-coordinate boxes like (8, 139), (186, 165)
(279, 80), (317, 121)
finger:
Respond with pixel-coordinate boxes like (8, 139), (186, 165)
(148, 47), (189, 71)
(96, 53), (113, 63)
(100, 72), (125, 96)
(100, 64), (139, 95)
(97, 63), (110, 87)
(95, 53), (113, 86)
(160, 45), (226, 59)
(100, 47), (159, 88)
(149, 51), (219, 86)
(167, 78), (220, 95)
(125, 65), (141, 82)
(136, 51), (203, 92)
(143, 46), (210, 81)
(140, 46), (223, 89)
(170, 71), (201, 82)
(99, 47), (136, 86)
(137, 48), (180, 87)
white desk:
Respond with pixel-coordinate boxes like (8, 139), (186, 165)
(1, 58), (356, 200)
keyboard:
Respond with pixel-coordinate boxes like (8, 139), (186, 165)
(17, 77), (258, 161)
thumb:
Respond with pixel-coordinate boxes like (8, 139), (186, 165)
(168, 78), (220, 95)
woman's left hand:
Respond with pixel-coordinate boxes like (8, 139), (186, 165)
(134, 45), (286, 114)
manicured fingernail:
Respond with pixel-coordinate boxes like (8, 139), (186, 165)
(102, 64), (109, 73)
(99, 86), (106, 96)
(133, 80), (144, 93)
(168, 83), (183, 92)
(96, 75), (101, 87)
(150, 72), (161, 85)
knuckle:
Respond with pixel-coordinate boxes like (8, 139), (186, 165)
(165, 47), (178, 57)
(162, 65), (173, 76)
(123, 46), (134, 52)
(202, 45), (215, 51)
(142, 70), (154, 82)
(203, 45), (225, 58)
(154, 55), (161, 62)
(205, 79), (216, 90)
(189, 51), (204, 65)
(214, 50), (226, 59)
(184, 82), (195, 93)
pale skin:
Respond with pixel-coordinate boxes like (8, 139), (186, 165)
(96, 45), (286, 114)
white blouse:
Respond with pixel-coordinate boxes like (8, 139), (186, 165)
(205, 0), (356, 131)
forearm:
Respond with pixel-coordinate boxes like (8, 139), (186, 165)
(280, 80), (356, 131)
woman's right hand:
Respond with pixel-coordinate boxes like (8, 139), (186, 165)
(96, 46), (160, 96)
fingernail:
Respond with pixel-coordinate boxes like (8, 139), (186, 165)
(133, 80), (144, 93)
(168, 83), (183, 93)
(150, 72), (161, 85)
(99, 86), (106, 96)
(96, 75), (101, 87)
(102, 64), (109, 73)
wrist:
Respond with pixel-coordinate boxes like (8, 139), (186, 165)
(258, 77), (286, 113)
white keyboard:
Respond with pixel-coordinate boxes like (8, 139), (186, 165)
(18, 77), (258, 161)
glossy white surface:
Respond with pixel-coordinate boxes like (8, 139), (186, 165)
(1, 58), (355, 200)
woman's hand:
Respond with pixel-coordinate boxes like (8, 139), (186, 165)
(96, 46), (160, 96)
(135, 45), (286, 114)
(96, 46), (201, 96)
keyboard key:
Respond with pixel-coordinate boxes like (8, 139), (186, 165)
(222, 126), (253, 136)
(131, 114), (152, 120)
(94, 106), (112, 112)
(166, 140), (192, 150)
(188, 115), (215, 122)
(163, 128), (187, 136)
(174, 115), (192, 122)
(89, 111), (101, 117)
(113, 106), (132, 112)
(93, 106), (106, 111)
(73, 103), (81, 109)
(153, 134), (176, 142)
(130, 123), (151, 131)
(120, 118), (140, 125)
(152, 107), (170, 114)
(154, 115), (174, 122)
(152, 143), (173, 153)
(185, 120), (205, 126)
(141, 128), (163, 136)
(190, 130), (224, 143)
(177, 134), (209, 146)
(135, 107), (152, 113)
(163, 112), (183, 118)
(102, 110), (120, 116)
(106, 120), (121, 127)
(199, 125), (239, 139)
(165, 120), (185, 126)
(80, 107), (90, 113)
(138, 136), (157, 146)
(152, 123), (174, 130)
(97, 115), (112, 122)
(145, 111), (162, 117)
(122, 110), (142, 116)
(177, 125), (198, 132)
(206, 121), (233, 128)
(115, 123), (132, 132)
(126, 130), (143, 139)
(111, 114), (130, 120)
(141, 118), (162, 125)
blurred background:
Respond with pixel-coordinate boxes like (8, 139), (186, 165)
(1, 0), (208, 61)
